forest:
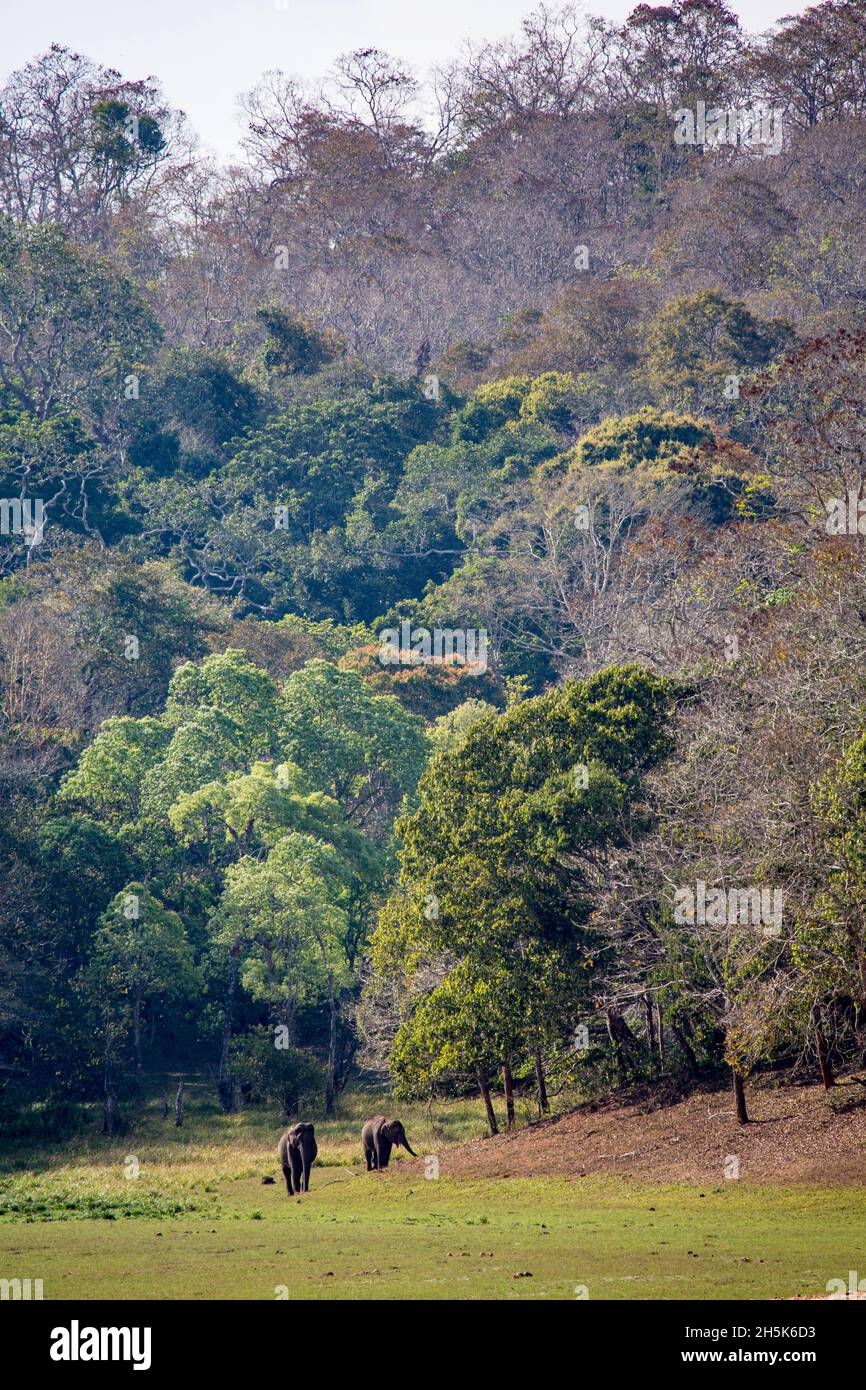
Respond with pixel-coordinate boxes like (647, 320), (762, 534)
(4, 0), (866, 1152)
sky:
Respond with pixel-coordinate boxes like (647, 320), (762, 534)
(2, 0), (814, 161)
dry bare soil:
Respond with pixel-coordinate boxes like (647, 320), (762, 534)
(442, 1078), (866, 1186)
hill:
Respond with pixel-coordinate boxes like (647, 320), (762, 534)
(443, 1079), (866, 1186)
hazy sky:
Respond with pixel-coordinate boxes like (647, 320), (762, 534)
(2, 0), (813, 160)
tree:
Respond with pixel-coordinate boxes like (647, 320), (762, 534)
(388, 960), (522, 1133)
(454, 4), (604, 136)
(0, 45), (185, 233)
(280, 660), (429, 833)
(428, 698), (499, 751)
(58, 717), (172, 827)
(228, 1026), (323, 1117)
(254, 305), (344, 378)
(0, 219), (161, 432)
(85, 885), (198, 1099)
(127, 378), (445, 620)
(641, 290), (792, 412)
(413, 406), (738, 683)
(369, 664), (674, 1126)
(212, 834), (355, 1112)
(809, 733), (866, 1031)
(0, 547), (219, 733)
(606, 0), (745, 113)
(751, 1), (866, 130)
(339, 644), (501, 720)
(165, 649), (281, 759)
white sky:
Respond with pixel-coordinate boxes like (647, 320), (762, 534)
(1, 0), (814, 160)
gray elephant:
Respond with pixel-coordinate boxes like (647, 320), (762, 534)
(278, 1122), (317, 1195)
(362, 1115), (417, 1170)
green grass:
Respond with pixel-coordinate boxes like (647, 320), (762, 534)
(1, 1173), (862, 1300)
(1, 1089), (863, 1300)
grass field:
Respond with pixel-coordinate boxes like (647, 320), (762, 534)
(1, 1088), (863, 1300)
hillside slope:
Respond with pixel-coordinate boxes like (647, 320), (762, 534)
(441, 1079), (866, 1186)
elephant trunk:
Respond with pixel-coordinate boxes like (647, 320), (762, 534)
(403, 1139), (417, 1156)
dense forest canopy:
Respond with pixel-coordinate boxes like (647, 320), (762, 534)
(4, 0), (866, 1132)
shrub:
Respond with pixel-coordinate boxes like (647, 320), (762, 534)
(229, 1028), (323, 1118)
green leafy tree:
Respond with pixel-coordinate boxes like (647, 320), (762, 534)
(641, 290), (792, 411)
(58, 717), (172, 828)
(212, 834), (357, 1111)
(165, 649), (281, 757)
(228, 1026), (324, 1118)
(280, 660), (429, 832)
(85, 885), (199, 1098)
(0, 218), (161, 429)
(254, 305), (345, 378)
(371, 664), (674, 1126)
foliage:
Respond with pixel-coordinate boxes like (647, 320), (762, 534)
(6, 6), (866, 1127)
(228, 1027), (324, 1116)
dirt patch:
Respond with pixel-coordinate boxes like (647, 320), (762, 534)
(440, 1078), (866, 1185)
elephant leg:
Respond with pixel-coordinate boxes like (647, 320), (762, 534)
(302, 1149), (312, 1192)
(279, 1136), (294, 1196)
(290, 1146), (303, 1193)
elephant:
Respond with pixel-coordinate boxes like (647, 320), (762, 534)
(278, 1122), (317, 1195)
(361, 1115), (417, 1170)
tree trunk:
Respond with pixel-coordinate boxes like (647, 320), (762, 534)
(812, 1005), (835, 1090)
(672, 1023), (699, 1078)
(656, 1000), (665, 1070)
(284, 986), (295, 1046)
(476, 1067), (499, 1135)
(102, 1089), (119, 1136)
(282, 939), (296, 1046)
(503, 1058), (515, 1129)
(333, 1030), (358, 1098)
(102, 1059), (120, 1135)
(324, 975), (338, 1116)
(644, 993), (657, 1065)
(133, 985), (143, 1101)
(218, 943), (239, 1113)
(732, 1068), (749, 1125)
(175, 1078), (184, 1127)
(102, 1033), (121, 1136)
(533, 1048), (549, 1115)
(264, 941), (295, 1044)
(606, 1008), (640, 1083)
